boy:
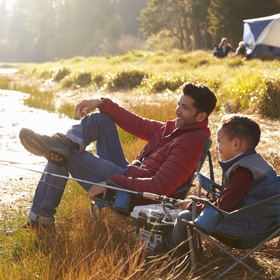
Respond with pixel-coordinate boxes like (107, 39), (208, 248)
(153, 114), (279, 260)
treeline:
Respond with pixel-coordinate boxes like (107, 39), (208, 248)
(0, 0), (280, 63)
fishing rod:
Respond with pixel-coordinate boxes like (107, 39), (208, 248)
(0, 161), (183, 205)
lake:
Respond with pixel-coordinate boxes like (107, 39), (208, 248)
(0, 69), (78, 178)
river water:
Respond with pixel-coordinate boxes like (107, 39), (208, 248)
(0, 69), (78, 179)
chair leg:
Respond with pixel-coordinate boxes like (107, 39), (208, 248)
(194, 228), (256, 279)
(90, 200), (102, 220)
(186, 226), (196, 271)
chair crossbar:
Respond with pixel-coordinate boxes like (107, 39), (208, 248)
(192, 227), (258, 278)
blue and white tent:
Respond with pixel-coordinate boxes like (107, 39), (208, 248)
(243, 13), (280, 58)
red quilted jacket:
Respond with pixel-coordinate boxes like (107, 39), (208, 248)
(99, 98), (210, 199)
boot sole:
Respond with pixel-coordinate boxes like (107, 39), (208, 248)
(19, 128), (68, 166)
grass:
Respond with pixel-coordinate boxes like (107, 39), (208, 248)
(1, 50), (280, 279)
(1, 50), (280, 118)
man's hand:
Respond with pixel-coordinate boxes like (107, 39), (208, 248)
(174, 198), (192, 210)
(75, 99), (103, 119)
(88, 181), (106, 200)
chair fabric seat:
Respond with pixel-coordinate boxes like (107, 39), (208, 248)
(212, 225), (280, 249)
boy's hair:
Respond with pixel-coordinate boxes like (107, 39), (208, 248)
(182, 82), (217, 117)
(219, 114), (261, 149)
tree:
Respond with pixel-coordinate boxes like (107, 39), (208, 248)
(8, 0), (35, 62)
(140, 0), (211, 50)
(2, 0), (147, 62)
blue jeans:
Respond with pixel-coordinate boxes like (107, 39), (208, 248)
(29, 113), (129, 224)
(154, 210), (198, 259)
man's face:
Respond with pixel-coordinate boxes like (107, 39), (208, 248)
(174, 95), (202, 128)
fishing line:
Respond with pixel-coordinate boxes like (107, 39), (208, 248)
(0, 161), (183, 204)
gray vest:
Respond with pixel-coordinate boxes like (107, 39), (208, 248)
(215, 151), (279, 238)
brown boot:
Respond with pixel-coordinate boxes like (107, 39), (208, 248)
(19, 128), (71, 166)
(22, 219), (56, 234)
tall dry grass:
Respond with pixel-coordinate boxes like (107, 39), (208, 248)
(1, 51), (280, 279)
(1, 98), (279, 279)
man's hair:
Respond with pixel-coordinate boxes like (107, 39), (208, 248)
(219, 114), (261, 149)
(182, 82), (217, 117)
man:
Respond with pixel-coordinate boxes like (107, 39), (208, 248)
(19, 82), (217, 230)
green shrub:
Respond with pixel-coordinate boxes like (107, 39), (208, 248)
(61, 70), (92, 88)
(61, 76), (74, 88)
(76, 71), (92, 87)
(105, 69), (145, 90)
(92, 73), (105, 88)
(140, 73), (185, 93)
(219, 72), (266, 113)
(34, 67), (54, 80)
(58, 102), (79, 119)
(52, 67), (71, 82)
(227, 58), (244, 67)
(189, 58), (210, 68)
(23, 89), (56, 112)
(259, 77), (280, 118)
(0, 76), (10, 89)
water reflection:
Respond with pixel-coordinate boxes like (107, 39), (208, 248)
(0, 68), (19, 74)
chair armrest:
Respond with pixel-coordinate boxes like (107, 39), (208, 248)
(188, 194), (280, 221)
(195, 172), (223, 198)
(221, 194), (280, 221)
(188, 195), (226, 216)
(187, 195), (224, 233)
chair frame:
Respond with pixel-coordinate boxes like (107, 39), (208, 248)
(91, 138), (213, 217)
(186, 173), (280, 279)
(90, 138), (214, 248)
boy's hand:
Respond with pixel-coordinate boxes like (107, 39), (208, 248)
(75, 99), (103, 118)
(174, 198), (192, 210)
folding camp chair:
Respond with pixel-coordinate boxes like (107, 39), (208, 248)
(90, 138), (214, 249)
(185, 173), (280, 279)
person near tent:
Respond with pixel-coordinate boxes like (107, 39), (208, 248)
(213, 38), (235, 58)
(234, 41), (247, 58)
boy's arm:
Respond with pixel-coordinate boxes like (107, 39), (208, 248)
(216, 167), (254, 212)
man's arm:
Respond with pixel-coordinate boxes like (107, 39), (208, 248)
(99, 98), (164, 141)
(110, 138), (205, 196)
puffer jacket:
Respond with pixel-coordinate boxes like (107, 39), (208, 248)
(99, 98), (210, 197)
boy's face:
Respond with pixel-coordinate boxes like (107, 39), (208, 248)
(174, 95), (206, 128)
(216, 128), (238, 162)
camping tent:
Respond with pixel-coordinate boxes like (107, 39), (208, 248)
(243, 13), (280, 58)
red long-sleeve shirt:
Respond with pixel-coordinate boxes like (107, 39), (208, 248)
(187, 166), (254, 213)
